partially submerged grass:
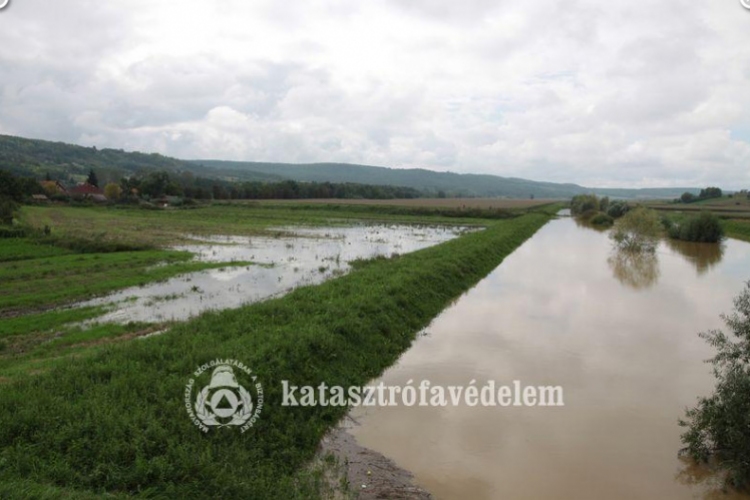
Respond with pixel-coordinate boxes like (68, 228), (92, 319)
(20, 203), (500, 248)
(723, 219), (750, 243)
(0, 249), (251, 313)
(0, 306), (108, 338)
(0, 212), (551, 498)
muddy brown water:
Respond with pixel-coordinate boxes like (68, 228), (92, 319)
(350, 216), (750, 500)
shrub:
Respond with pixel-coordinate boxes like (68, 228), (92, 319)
(606, 201), (630, 219)
(610, 207), (662, 252)
(570, 194), (599, 215)
(0, 196), (18, 225)
(680, 282), (750, 490)
(670, 212), (724, 243)
(590, 212), (614, 227)
(681, 192), (697, 203)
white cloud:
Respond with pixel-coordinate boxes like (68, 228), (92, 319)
(0, 0), (748, 188)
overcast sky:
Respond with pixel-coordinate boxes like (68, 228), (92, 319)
(0, 0), (749, 188)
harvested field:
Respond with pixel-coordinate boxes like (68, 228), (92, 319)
(259, 198), (556, 209)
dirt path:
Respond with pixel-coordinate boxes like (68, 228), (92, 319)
(320, 416), (432, 500)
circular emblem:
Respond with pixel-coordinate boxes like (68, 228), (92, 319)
(0, 0), (9, 10)
(742, 0), (750, 10)
(185, 359), (263, 432)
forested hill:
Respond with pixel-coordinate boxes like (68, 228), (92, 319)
(194, 159), (699, 199)
(0, 135), (282, 185)
(0, 134), (699, 199)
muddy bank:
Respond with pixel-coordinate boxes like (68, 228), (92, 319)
(321, 417), (432, 500)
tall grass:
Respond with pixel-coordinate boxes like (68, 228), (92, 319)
(0, 213), (550, 498)
(723, 219), (750, 243)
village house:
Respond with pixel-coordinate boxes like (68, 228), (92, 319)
(69, 182), (107, 202)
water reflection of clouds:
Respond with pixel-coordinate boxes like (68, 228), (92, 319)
(80, 224), (471, 324)
(352, 218), (750, 500)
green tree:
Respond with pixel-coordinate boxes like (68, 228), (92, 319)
(698, 187), (723, 200)
(0, 196), (18, 225)
(610, 207), (662, 252)
(681, 192), (696, 203)
(599, 196), (610, 213)
(103, 182), (122, 200)
(670, 212), (724, 243)
(680, 282), (750, 490)
(86, 169), (99, 187)
(0, 170), (22, 202)
(570, 194), (599, 215)
(606, 201), (630, 219)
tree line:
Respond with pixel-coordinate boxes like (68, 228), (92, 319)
(115, 171), (423, 201)
(0, 167), (426, 207)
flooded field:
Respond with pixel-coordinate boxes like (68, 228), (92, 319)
(350, 216), (750, 499)
(82, 224), (472, 324)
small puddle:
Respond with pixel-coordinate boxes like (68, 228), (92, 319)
(81, 224), (476, 324)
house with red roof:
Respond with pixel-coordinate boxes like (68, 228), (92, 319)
(69, 182), (107, 201)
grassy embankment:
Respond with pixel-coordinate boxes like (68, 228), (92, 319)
(0, 210), (552, 498)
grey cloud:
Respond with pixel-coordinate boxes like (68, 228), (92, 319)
(0, 0), (748, 188)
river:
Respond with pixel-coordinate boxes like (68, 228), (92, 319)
(350, 215), (750, 499)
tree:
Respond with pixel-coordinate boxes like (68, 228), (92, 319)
(599, 196), (610, 213)
(0, 196), (18, 225)
(669, 212), (724, 243)
(610, 207), (662, 252)
(606, 201), (629, 219)
(698, 187), (722, 200)
(87, 169), (99, 187)
(570, 194), (599, 215)
(103, 182), (122, 200)
(680, 282), (750, 490)
(681, 192), (696, 203)
(0, 170), (22, 202)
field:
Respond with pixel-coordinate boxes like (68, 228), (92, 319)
(260, 197), (556, 209)
(640, 197), (750, 243)
(0, 202), (556, 498)
(643, 196), (750, 218)
(19, 203), (518, 248)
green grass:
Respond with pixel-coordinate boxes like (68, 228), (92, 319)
(0, 238), (73, 262)
(0, 212), (551, 498)
(0, 320), (163, 383)
(0, 306), (108, 338)
(723, 219), (750, 243)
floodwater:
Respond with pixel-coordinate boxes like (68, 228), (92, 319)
(82, 224), (473, 324)
(350, 215), (750, 500)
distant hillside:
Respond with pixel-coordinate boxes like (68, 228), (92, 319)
(194, 160), (698, 200)
(0, 134), (700, 199)
(0, 135), (283, 185)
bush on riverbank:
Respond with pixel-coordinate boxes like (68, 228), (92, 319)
(570, 194), (628, 227)
(668, 212), (724, 243)
(680, 281), (750, 490)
